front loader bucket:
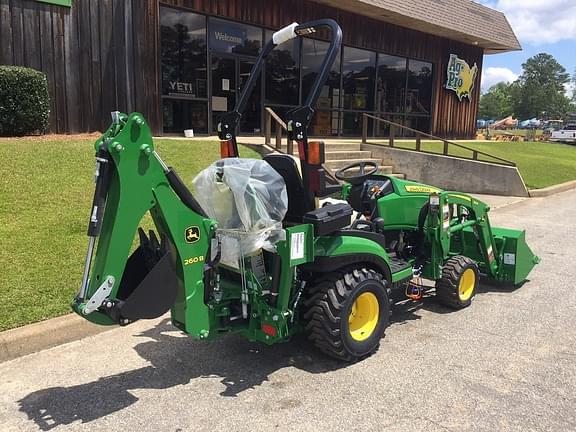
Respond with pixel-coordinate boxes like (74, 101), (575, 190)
(492, 227), (540, 285)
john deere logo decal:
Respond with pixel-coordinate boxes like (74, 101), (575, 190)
(445, 54), (478, 102)
(185, 226), (200, 244)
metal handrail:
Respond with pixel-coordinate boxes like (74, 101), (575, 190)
(362, 113), (516, 167)
(264, 107), (294, 154)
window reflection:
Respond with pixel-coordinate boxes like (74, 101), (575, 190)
(302, 39), (341, 136)
(342, 47), (376, 111)
(163, 99), (208, 134)
(265, 30), (300, 106)
(376, 54), (406, 114)
(301, 39), (341, 110)
(160, 9), (207, 98)
(407, 59), (433, 114)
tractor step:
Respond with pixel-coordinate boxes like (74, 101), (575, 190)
(389, 255), (414, 282)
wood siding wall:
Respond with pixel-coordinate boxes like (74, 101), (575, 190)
(0, 0), (483, 138)
(0, 0), (160, 133)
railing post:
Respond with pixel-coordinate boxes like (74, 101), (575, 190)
(362, 114), (368, 144)
(389, 125), (395, 147)
(265, 111), (271, 146)
(415, 133), (421, 151)
(472, 150), (478, 160)
(276, 123), (282, 150)
(287, 139), (294, 155)
(443, 140), (449, 155)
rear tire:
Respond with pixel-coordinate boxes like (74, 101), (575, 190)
(304, 267), (391, 362)
(436, 256), (479, 309)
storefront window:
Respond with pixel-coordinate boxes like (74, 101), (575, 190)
(311, 110), (340, 136)
(302, 39), (341, 135)
(407, 59), (433, 114)
(264, 30), (300, 106)
(163, 99), (208, 134)
(160, 8), (207, 98)
(342, 112), (375, 136)
(342, 47), (376, 111)
(209, 18), (262, 56)
(376, 54), (406, 114)
(404, 116), (431, 136)
(301, 38), (341, 110)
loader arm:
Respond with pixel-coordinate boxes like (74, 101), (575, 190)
(72, 113), (216, 338)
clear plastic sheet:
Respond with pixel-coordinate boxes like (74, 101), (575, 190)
(193, 158), (288, 264)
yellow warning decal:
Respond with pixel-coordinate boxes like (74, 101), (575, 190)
(405, 185), (440, 193)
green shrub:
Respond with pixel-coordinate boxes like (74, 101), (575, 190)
(0, 66), (50, 136)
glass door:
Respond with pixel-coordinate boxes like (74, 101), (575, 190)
(211, 54), (262, 134)
(211, 55), (236, 132)
(239, 59), (261, 134)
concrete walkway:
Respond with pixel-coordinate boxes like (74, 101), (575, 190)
(1, 189), (574, 431)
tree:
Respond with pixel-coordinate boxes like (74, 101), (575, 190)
(572, 68), (576, 104)
(479, 82), (512, 119)
(511, 53), (572, 119)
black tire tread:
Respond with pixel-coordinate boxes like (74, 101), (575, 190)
(304, 267), (392, 362)
(436, 255), (478, 309)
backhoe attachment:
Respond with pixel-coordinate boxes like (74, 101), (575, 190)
(72, 112), (215, 336)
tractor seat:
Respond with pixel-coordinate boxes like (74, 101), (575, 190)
(264, 154), (315, 223)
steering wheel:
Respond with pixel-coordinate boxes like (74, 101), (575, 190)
(335, 161), (379, 185)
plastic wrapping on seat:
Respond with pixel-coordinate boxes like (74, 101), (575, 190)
(193, 158), (288, 264)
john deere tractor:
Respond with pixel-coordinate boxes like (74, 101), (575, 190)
(72, 20), (539, 361)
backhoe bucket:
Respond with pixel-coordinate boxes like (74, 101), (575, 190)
(113, 246), (179, 321)
(492, 227), (540, 285)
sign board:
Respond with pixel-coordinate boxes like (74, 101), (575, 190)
(445, 54), (478, 102)
(36, 0), (71, 6)
(210, 20), (247, 53)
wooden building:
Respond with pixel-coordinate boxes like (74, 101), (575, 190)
(0, 0), (520, 138)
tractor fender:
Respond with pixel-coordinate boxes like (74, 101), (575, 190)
(303, 235), (392, 282)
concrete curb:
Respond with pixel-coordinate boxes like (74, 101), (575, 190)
(529, 180), (576, 197)
(0, 314), (113, 363)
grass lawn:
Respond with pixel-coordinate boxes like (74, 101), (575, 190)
(375, 140), (576, 189)
(0, 137), (259, 331)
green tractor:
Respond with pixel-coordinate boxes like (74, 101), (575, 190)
(72, 20), (539, 361)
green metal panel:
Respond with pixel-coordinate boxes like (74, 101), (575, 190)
(36, 0), (72, 7)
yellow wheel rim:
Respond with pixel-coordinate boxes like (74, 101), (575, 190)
(348, 292), (380, 341)
(458, 268), (476, 301)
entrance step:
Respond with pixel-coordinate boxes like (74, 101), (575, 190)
(324, 158), (383, 170)
(324, 150), (373, 161)
(342, 165), (395, 175)
(276, 142), (362, 153)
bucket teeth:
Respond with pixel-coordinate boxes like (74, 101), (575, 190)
(138, 228), (166, 270)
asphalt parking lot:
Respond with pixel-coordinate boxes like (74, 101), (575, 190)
(1, 190), (575, 432)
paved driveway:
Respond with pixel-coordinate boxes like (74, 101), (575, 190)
(1, 190), (575, 432)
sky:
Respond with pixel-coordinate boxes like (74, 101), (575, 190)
(475, 0), (576, 96)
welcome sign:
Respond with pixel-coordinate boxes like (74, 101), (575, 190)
(210, 20), (247, 53)
(445, 54), (478, 102)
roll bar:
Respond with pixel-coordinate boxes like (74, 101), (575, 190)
(217, 19), (343, 155)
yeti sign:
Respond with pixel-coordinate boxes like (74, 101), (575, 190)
(445, 54), (478, 102)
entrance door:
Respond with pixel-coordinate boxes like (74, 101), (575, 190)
(211, 55), (261, 134)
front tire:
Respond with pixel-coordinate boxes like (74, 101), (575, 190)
(436, 256), (479, 309)
(304, 267), (391, 362)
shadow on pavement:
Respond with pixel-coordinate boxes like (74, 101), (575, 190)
(18, 280), (523, 430)
(18, 319), (342, 430)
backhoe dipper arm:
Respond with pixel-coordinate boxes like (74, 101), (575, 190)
(73, 113), (216, 338)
